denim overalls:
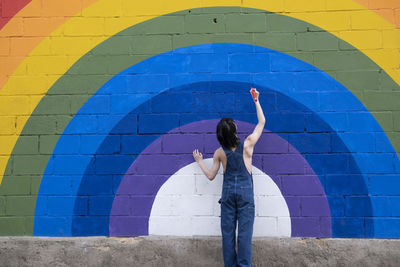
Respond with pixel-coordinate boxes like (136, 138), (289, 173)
(218, 139), (255, 267)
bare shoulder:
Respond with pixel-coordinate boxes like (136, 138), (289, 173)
(214, 147), (223, 159)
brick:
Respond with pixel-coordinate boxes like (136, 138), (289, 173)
(0, 176), (31, 196)
(347, 112), (385, 132)
(151, 92), (193, 113)
(39, 135), (60, 154)
(47, 196), (87, 216)
(254, 32), (296, 51)
(339, 30), (382, 49)
(333, 217), (365, 237)
(288, 133), (330, 153)
(304, 153), (349, 175)
(0, 217), (26, 235)
(98, 114), (138, 135)
(81, 135), (119, 155)
(270, 52), (314, 72)
(1, 18), (23, 37)
(71, 175), (113, 195)
(0, 38), (10, 56)
(5, 196), (36, 215)
(285, 0), (326, 12)
(371, 112), (393, 131)
(51, 36), (103, 56)
(131, 35), (172, 54)
(351, 10), (395, 30)
(131, 15), (185, 35)
(229, 53), (269, 73)
(367, 218), (400, 238)
(326, 196), (345, 216)
(26, 56), (69, 75)
(184, 14), (225, 34)
(266, 13), (307, 32)
(33, 95), (71, 115)
(0, 116), (16, 134)
(12, 136), (39, 155)
(375, 132), (395, 152)
(364, 91), (400, 111)
(226, 13), (266, 33)
(91, 36), (133, 56)
(94, 155), (134, 175)
(0, 96), (30, 115)
(188, 53), (228, 73)
(326, 174), (368, 195)
(124, 75), (169, 93)
(331, 132), (375, 153)
(279, 92), (319, 111)
(12, 155), (50, 175)
(30, 175), (41, 195)
(37, 175), (75, 195)
(336, 70), (379, 90)
(0, 136), (17, 154)
(162, 134), (202, 154)
(74, 95), (110, 115)
(320, 91), (363, 112)
(34, 216), (68, 236)
(0, 197), (5, 215)
(23, 17), (65, 37)
(305, 112), (347, 132)
(0, 157), (12, 176)
(138, 114), (179, 134)
(300, 196), (331, 216)
(52, 155), (95, 175)
(297, 32), (339, 51)
(121, 135), (161, 154)
(349, 153), (395, 174)
(64, 18), (104, 36)
(89, 196), (115, 215)
(6, 75), (50, 95)
(267, 112), (304, 133)
(379, 71), (400, 91)
(301, 11), (351, 31)
(394, 112), (400, 131)
(382, 29), (400, 48)
(314, 51), (377, 71)
(59, 114), (96, 134)
(369, 174), (400, 195)
(16, 115), (57, 134)
(345, 196), (373, 216)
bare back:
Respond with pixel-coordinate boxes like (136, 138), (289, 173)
(217, 138), (254, 175)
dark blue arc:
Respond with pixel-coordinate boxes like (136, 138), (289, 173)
(35, 43), (400, 238)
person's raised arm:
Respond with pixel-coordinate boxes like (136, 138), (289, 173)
(245, 88), (265, 148)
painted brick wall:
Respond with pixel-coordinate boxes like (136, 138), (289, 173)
(1, 0), (400, 238)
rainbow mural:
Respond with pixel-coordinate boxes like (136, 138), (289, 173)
(1, 0), (400, 238)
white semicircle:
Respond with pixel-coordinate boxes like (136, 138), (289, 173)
(149, 158), (291, 237)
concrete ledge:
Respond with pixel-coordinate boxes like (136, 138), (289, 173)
(1, 236), (400, 266)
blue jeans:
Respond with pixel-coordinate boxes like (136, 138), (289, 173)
(220, 185), (255, 267)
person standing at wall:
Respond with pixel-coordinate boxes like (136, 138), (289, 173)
(193, 88), (265, 266)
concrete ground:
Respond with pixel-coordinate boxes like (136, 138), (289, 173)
(0, 236), (399, 266)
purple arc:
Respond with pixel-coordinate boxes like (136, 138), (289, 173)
(110, 119), (331, 237)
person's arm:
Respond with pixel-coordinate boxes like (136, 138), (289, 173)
(245, 88), (265, 148)
(193, 148), (221, 181)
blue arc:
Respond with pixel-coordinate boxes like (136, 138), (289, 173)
(34, 43), (400, 238)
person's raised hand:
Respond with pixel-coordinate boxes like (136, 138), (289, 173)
(250, 88), (259, 102)
(193, 149), (203, 163)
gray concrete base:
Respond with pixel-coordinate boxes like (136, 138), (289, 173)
(1, 236), (400, 266)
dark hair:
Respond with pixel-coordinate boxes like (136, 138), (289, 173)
(216, 117), (240, 150)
